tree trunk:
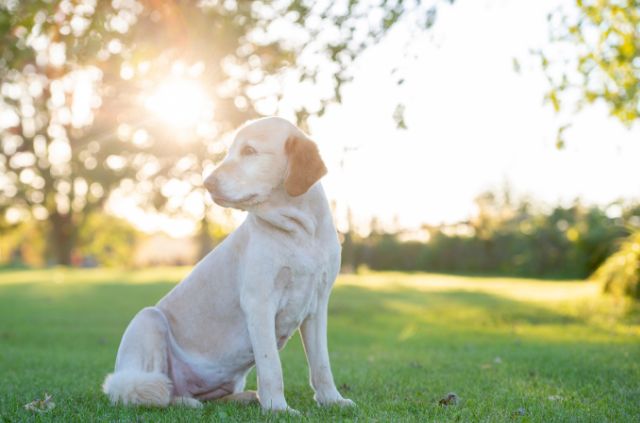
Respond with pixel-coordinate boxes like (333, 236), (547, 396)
(197, 216), (214, 260)
(49, 212), (75, 266)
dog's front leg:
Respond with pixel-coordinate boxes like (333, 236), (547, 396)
(300, 293), (355, 408)
(242, 299), (297, 414)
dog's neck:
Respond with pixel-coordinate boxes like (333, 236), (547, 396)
(250, 184), (328, 237)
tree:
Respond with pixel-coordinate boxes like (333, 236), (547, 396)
(541, 1), (640, 297)
(540, 0), (639, 141)
(0, 0), (450, 265)
(593, 230), (640, 299)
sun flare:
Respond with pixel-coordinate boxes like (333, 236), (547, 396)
(144, 78), (213, 129)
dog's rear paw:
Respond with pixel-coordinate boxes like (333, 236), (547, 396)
(262, 405), (301, 415)
(285, 406), (301, 415)
(171, 396), (203, 408)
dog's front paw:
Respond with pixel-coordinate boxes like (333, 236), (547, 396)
(315, 393), (356, 408)
(262, 405), (301, 415)
(324, 397), (355, 408)
(334, 398), (355, 407)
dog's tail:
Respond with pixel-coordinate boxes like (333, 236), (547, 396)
(102, 370), (172, 407)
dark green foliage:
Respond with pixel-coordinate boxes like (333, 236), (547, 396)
(342, 196), (638, 279)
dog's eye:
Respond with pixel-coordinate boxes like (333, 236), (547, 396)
(241, 145), (257, 156)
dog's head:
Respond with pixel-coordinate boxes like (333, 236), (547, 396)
(204, 117), (327, 210)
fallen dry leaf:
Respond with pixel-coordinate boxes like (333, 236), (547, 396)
(24, 393), (55, 413)
(438, 392), (458, 406)
(512, 407), (526, 417)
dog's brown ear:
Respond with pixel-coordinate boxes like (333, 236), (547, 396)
(284, 135), (327, 197)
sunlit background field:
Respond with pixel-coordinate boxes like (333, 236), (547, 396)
(1, 0), (639, 421)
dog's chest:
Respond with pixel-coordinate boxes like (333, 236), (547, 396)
(273, 254), (326, 347)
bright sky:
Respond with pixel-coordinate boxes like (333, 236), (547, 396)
(312, 0), (640, 232)
(106, 0), (640, 237)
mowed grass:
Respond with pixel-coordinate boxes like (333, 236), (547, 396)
(0, 268), (639, 422)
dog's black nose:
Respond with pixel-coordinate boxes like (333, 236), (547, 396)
(204, 175), (218, 193)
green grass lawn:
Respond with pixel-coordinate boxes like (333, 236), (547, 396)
(0, 268), (638, 422)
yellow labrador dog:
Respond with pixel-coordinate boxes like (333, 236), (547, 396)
(103, 117), (353, 413)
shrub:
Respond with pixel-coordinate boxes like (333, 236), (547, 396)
(594, 230), (640, 299)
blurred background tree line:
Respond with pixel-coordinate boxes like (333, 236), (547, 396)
(340, 192), (639, 280)
(1, 0), (638, 298)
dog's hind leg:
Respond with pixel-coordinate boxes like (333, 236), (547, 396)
(103, 307), (175, 407)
